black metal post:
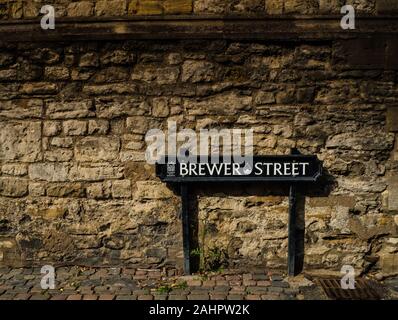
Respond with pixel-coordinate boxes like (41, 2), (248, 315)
(288, 183), (297, 276)
(180, 184), (191, 275)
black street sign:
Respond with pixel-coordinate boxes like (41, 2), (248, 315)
(155, 151), (323, 277)
(156, 155), (322, 183)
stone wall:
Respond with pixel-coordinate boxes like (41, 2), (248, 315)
(2, 0), (397, 19)
(0, 37), (397, 277)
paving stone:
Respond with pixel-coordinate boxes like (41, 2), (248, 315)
(50, 295), (68, 300)
(246, 294), (262, 300)
(116, 295), (137, 300)
(133, 289), (150, 295)
(188, 294), (209, 300)
(227, 294), (244, 300)
(153, 294), (168, 300)
(270, 275), (284, 281)
(202, 280), (215, 287)
(168, 295), (187, 300)
(247, 286), (268, 294)
(215, 280), (229, 286)
(187, 280), (202, 286)
(99, 294), (115, 300)
(253, 274), (268, 280)
(137, 295), (154, 300)
(261, 294), (280, 300)
(267, 286), (284, 293)
(212, 286), (230, 292)
(209, 293), (227, 300)
(257, 281), (271, 287)
(0, 294), (16, 300)
(30, 294), (50, 300)
(13, 293), (31, 300)
(243, 280), (256, 286)
(83, 294), (98, 300)
(271, 281), (289, 288)
(66, 294), (82, 300)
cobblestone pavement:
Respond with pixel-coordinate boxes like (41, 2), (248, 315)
(0, 267), (397, 300)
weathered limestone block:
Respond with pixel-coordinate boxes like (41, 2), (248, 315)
(0, 122), (41, 162)
(112, 180), (132, 198)
(194, 0), (230, 13)
(122, 134), (144, 150)
(79, 53), (99, 67)
(63, 120), (88, 136)
(44, 66), (70, 80)
(131, 65), (179, 85)
(100, 50), (133, 65)
(75, 137), (120, 161)
(164, 0), (192, 14)
(67, 1), (94, 17)
(284, 0), (319, 14)
(232, 0), (264, 12)
(265, 0), (283, 14)
(379, 253), (398, 275)
(134, 181), (174, 200)
(309, 196), (356, 208)
(318, 0), (344, 13)
(326, 130), (394, 151)
(0, 178), (28, 197)
(0, 237), (20, 266)
(151, 97), (170, 118)
(182, 60), (217, 83)
(1, 164), (28, 176)
(87, 183), (106, 199)
(43, 121), (61, 136)
(29, 163), (70, 182)
(254, 91), (275, 104)
(29, 183), (46, 197)
(126, 116), (149, 134)
(46, 183), (85, 198)
(0, 99), (43, 119)
(376, 0), (398, 14)
(128, 0), (163, 15)
(10, 1), (23, 19)
(88, 119), (109, 135)
(387, 107), (398, 132)
(69, 164), (124, 182)
(0, 53), (14, 67)
(92, 66), (130, 83)
(349, 214), (397, 241)
(50, 137), (73, 148)
(388, 175), (398, 212)
(184, 92), (252, 115)
(96, 0), (127, 16)
(95, 97), (148, 118)
(0, 69), (17, 81)
(20, 83), (57, 95)
(83, 84), (137, 95)
(44, 149), (74, 162)
(346, 0), (376, 13)
(27, 205), (67, 220)
(46, 100), (94, 119)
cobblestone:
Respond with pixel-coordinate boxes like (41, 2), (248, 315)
(0, 267), (395, 300)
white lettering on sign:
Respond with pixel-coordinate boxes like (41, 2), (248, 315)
(180, 162), (310, 177)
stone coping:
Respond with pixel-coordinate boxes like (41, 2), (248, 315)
(0, 15), (398, 42)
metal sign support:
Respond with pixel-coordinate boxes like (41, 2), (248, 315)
(180, 183), (191, 275)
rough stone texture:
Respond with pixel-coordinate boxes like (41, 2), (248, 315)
(0, 38), (396, 279)
(387, 107), (398, 132)
(376, 0), (398, 14)
(0, 0), (383, 19)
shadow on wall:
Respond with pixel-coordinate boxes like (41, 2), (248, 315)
(166, 168), (337, 274)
